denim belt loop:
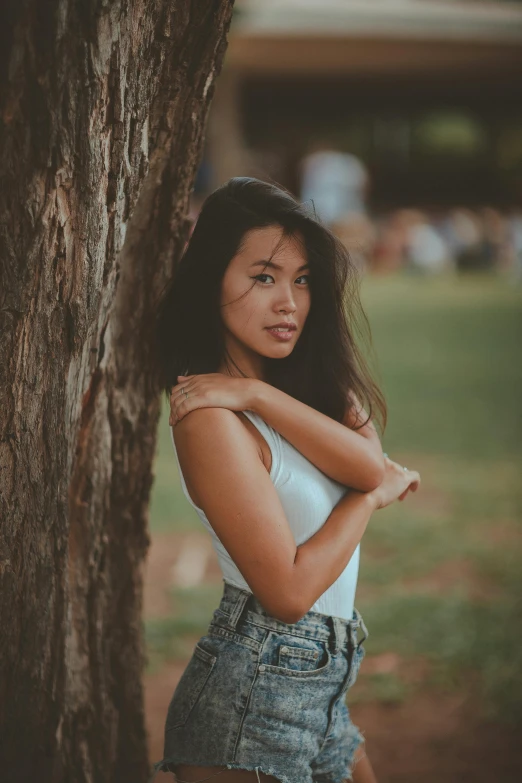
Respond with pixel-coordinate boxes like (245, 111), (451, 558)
(358, 613), (369, 647)
(330, 616), (346, 654)
(351, 608), (369, 648)
(224, 587), (251, 631)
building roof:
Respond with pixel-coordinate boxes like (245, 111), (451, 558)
(227, 0), (522, 76)
(233, 0), (522, 43)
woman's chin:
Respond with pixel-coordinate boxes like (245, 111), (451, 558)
(258, 342), (295, 359)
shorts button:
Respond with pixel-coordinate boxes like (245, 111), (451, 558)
(258, 664), (266, 672)
(281, 646), (288, 654)
(313, 651), (319, 658)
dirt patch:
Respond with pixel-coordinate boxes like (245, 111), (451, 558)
(405, 484), (454, 518)
(360, 652), (431, 686)
(145, 661), (187, 775)
(353, 693), (522, 783)
(400, 558), (503, 601)
(485, 520), (522, 547)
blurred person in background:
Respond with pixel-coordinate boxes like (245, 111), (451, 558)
(372, 210), (419, 274)
(152, 177), (420, 783)
(507, 210), (522, 283)
(480, 207), (509, 273)
(300, 142), (369, 226)
(440, 208), (483, 273)
(404, 210), (452, 275)
(300, 141), (374, 273)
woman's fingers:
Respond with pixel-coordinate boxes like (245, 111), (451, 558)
(169, 379), (198, 426)
(170, 394), (197, 425)
(399, 473), (420, 501)
(171, 378), (197, 399)
(170, 379), (199, 418)
(409, 473), (421, 491)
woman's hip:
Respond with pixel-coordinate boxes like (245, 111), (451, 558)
(164, 580), (368, 738)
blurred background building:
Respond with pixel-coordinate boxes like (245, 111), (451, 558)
(196, 0), (522, 277)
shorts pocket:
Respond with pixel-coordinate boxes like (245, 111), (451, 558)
(165, 643), (216, 731)
(262, 634), (333, 676)
(279, 641), (329, 672)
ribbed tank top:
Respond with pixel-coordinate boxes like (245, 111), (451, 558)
(169, 409), (360, 621)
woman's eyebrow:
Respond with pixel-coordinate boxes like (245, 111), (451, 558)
(250, 259), (310, 272)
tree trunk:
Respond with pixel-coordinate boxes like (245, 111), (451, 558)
(0, 2), (234, 781)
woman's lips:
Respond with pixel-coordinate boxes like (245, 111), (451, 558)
(264, 327), (296, 342)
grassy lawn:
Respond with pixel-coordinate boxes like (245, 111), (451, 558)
(146, 271), (522, 722)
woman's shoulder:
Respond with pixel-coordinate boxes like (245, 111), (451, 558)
(172, 407), (245, 450)
(171, 409), (266, 510)
(172, 408), (268, 459)
(172, 408), (275, 478)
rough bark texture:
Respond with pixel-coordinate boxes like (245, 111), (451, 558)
(0, 1), (234, 781)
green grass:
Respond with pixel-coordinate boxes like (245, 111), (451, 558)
(361, 272), (522, 460)
(147, 270), (522, 721)
(354, 271), (522, 720)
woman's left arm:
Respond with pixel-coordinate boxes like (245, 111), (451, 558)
(249, 382), (385, 492)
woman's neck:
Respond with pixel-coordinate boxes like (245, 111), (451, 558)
(218, 334), (265, 381)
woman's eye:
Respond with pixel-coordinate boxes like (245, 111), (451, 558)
(252, 273), (274, 284)
(251, 273), (310, 286)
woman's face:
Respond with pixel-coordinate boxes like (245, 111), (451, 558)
(220, 225), (311, 371)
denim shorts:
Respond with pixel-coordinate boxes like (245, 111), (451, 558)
(149, 580), (368, 783)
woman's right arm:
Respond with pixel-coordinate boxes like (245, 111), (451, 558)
(291, 456), (420, 619)
(174, 408), (418, 624)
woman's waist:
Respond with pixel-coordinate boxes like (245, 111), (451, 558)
(212, 539), (360, 616)
(218, 578), (363, 638)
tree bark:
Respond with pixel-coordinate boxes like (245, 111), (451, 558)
(0, 1), (234, 781)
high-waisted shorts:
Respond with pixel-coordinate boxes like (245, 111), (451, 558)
(149, 580), (368, 783)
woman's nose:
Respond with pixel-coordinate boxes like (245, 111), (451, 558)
(273, 286), (296, 313)
(273, 287), (296, 313)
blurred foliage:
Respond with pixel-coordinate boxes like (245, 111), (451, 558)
(496, 119), (522, 171)
(413, 112), (487, 157)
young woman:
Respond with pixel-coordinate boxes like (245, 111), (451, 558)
(150, 177), (420, 783)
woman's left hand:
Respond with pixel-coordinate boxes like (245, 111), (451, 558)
(169, 374), (258, 426)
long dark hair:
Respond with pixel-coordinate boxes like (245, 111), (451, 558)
(155, 177), (386, 432)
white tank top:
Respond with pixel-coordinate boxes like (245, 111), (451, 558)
(169, 409), (360, 621)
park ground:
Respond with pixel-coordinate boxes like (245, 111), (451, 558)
(144, 272), (522, 782)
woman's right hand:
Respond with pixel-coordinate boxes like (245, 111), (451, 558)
(369, 456), (421, 510)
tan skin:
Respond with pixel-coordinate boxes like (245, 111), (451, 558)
(166, 226), (420, 783)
